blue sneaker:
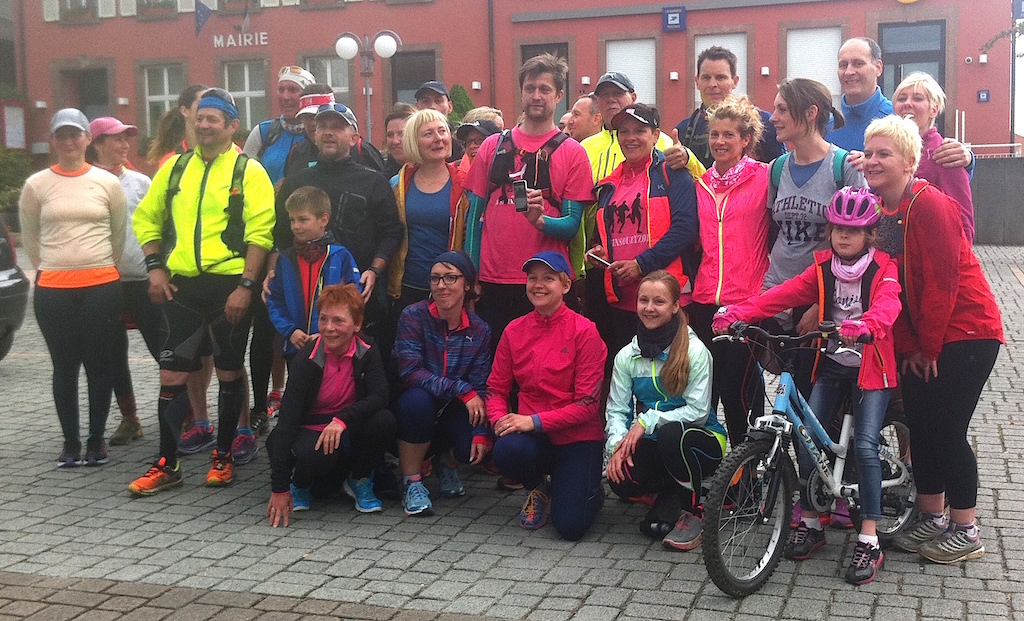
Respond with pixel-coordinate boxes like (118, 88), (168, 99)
(435, 455), (465, 498)
(290, 484), (311, 512)
(231, 428), (259, 465)
(344, 475), (383, 513)
(520, 480), (551, 530)
(403, 480), (434, 517)
(178, 421), (216, 455)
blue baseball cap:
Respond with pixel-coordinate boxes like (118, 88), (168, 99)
(522, 250), (571, 276)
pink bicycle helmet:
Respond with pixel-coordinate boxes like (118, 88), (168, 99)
(826, 186), (881, 227)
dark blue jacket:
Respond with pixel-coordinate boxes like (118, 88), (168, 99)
(267, 244), (361, 356)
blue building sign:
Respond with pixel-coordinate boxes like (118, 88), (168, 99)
(663, 6), (686, 32)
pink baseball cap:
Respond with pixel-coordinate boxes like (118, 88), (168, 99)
(89, 117), (139, 140)
(297, 93), (335, 118)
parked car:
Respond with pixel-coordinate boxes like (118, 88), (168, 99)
(0, 220), (28, 362)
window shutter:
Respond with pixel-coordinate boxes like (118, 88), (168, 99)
(119, 0), (137, 15)
(260, 0), (279, 6)
(98, 0), (116, 17)
(42, 0), (60, 21)
(787, 27), (843, 106)
(177, 0), (195, 11)
(606, 39), (658, 107)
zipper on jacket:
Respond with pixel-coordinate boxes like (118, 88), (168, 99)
(193, 157), (215, 273)
(715, 194), (728, 304)
(649, 358), (669, 410)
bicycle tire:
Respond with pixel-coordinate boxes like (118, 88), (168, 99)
(702, 439), (796, 598)
(849, 407), (918, 542)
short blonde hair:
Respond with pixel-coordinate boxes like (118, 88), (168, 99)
(893, 72), (946, 119)
(462, 106), (504, 128)
(402, 109), (451, 166)
(864, 115), (922, 173)
(707, 95), (764, 157)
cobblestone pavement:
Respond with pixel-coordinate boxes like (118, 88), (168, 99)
(0, 246), (1021, 621)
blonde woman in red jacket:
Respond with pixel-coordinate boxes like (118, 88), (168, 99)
(863, 115), (1003, 566)
(690, 95), (770, 447)
(487, 251), (607, 541)
(715, 186), (902, 585)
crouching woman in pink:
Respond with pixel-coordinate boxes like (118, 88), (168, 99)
(488, 251), (607, 540)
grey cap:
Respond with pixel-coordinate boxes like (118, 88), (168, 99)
(314, 103), (359, 133)
(50, 108), (90, 134)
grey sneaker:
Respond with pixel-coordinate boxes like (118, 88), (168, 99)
(662, 511), (703, 551)
(893, 514), (946, 553)
(109, 417), (142, 445)
(918, 527), (984, 564)
(435, 455), (465, 498)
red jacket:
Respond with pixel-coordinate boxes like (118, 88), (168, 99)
(730, 249), (902, 390)
(486, 303), (607, 445)
(693, 161), (770, 305)
(888, 181), (1003, 360)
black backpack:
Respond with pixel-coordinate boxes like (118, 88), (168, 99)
(486, 129), (569, 206)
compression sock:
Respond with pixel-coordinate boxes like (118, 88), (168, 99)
(157, 384), (190, 468)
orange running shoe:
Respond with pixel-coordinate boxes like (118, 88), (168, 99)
(128, 457), (182, 496)
(206, 449), (234, 487)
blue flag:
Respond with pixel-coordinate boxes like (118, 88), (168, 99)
(195, 0), (213, 37)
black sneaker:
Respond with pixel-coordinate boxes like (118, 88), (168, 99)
(57, 440), (82, 468)
(784, 522), (826, 560)
(845, 541), (884, 585)
(84, 439), (109, 466)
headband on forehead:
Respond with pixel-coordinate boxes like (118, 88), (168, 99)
(198, 95), (239, 120)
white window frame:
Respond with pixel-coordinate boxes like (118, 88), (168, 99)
(692, 33), (749, 110)
(605, 38), (658, 107)
(785, 26), (843, 107)
(304, 57), (351, 106)
(223, 60), (266, 131)
(142, 64), (183, 136)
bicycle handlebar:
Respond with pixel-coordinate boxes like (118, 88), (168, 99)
(713, 321), (873, 348)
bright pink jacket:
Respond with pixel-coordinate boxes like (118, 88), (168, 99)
(693, 160), (770, 305)
(729, 249), (902, 390)
(486, 303), (607, 445)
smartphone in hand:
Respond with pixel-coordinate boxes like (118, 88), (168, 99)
(586, 251), (612, 268)
(513, 179), (529, 213)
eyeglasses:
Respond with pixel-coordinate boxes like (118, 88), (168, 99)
(279, 65), (306, 77)
(201, 88), (236, 106)
(429, 274), (464, 286)
(317, 103), (352, 114)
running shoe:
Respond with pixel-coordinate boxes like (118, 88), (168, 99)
(662, 511), (703, 551)
(435, 455), (465, 498)
(784, 522), (827, 560)
(250, 408), (270, 437)
(520, 481), (551, 530)
(84, 439), (109, 466)
(290, 484), (311, 512)
(57, 440), (82, 468)
(231, 429), (259, 465)
(845, 541), (884, 585)
(344, 475), (383, 513)
(917, 527), (985, 564)
(893, 514), (947, 553)
(178, 422), (216, 455)
(267, 390), (283, 417)
(403, 480), (434, 517)
(128, 457), (182, 496)
(205, 449), (234, 487)
(109, 418), (142, 446)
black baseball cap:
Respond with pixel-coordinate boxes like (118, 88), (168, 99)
(415, 81), (450, 100)
(611, 104), (660, 130)
(455, 119), (501, 141)
(595, 72), (635, 95)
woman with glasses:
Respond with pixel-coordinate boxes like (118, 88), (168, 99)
(392, 251), (492, 516)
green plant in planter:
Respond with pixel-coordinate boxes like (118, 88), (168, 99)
(0, 148), (32, 231)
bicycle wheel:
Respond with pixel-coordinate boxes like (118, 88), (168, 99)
(849, 407), (918, 542)
(702, 439), (796, 598)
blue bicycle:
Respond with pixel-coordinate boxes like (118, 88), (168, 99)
(701, 322), (916, 598)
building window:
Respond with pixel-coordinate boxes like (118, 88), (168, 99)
(786, 27), (842, 105)
(391, 51), (435, 105)
(305, 57), (351, 106)
(606, 39), (657, 107)
(693, 33), (748, 110)
(879, 21), (946, 96)
(521, 43), (570, 120)
(61, 0), (96, 19)
(142, 65), (184, 137)
(223, 60), (267, 131)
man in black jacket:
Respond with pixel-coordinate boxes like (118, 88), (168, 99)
(271, 103), (404, 338)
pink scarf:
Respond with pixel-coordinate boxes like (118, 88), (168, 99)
(832, 247), (875, 283)
(708, 156), (755, 192)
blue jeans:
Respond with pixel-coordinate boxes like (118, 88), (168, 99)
(797, 358), (890, 521)
(493, 434), (604, 541)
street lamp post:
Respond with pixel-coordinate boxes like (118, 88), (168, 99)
(335, 30), (402, 142)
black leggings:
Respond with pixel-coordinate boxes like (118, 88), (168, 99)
(689, 303), (766, 448)
(249, 292), (275, 412)
(902, 339), (1000, 510)
(34, 282), (122, 444)
(112, 279), (163, 396)
(608, 421), (725, 510)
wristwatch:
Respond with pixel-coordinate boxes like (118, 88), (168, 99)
(239, 277), (257, 291)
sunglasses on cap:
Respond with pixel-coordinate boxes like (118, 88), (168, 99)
(317, 103), (352, 114)
(279, 65), (306, 77)
(201, 88), (236, 106)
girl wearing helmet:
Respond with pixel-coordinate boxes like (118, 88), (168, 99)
(712, 185), (903, 585)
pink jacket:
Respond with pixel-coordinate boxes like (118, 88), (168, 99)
(486, 303), (607, 445)
(730, 249), (902, 390)
(916, 127), (975, 244)
(693, 161), (770, 306)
